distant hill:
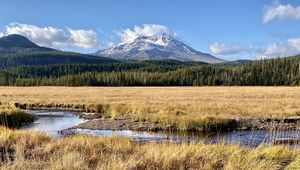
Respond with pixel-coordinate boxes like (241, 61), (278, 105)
(0, 34), (116, 68)
(0, 34), (55, 53)
(95, 35), (225, 64)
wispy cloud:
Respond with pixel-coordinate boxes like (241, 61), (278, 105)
(68, 28), (98, 49)
(262, 38), (300, 58)
(209, 43), (252, 55)
(117, 24), (177, 43)
(263, 2), (300, 23)
(1, 23), (99, 50)
(210, 39), (300, 59)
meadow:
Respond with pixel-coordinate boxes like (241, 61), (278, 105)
(1, 87), (300, 131)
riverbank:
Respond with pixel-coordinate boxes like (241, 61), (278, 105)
(71, 115), (300, 132)
(0, 103), (35, 128)
(15, 103), (300, 133)
(0, 127), (299, 170)
(16, 104), (300, 132)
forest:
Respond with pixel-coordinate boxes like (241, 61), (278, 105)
(0, 55), (299, 86)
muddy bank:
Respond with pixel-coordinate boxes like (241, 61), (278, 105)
(72, 116), (300, 133)
(74, 118), (170, 131)
(238, 117), (300, 131)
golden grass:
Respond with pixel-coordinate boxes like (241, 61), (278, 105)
(1, 86), (300, 131)
(2, 86), (300, 118)
(0, 127), (299, 170)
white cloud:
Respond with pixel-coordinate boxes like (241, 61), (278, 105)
(68, 28), (98, 49)
(261, 38), (300, 58)
(210, 39), (300, 59)
(118, 24), (176, 43)
(263, 2), (300, 23)
(1, 23), (99, 49)
(209, 43), (252, 55)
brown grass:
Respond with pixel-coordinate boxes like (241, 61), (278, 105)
(0, 127), (299, 170)
(1, 87), (300, 131)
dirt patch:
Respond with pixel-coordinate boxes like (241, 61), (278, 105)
(74, 118), (169, 131)
(77, 112), (102, 120)
(238, 117), (300, 131)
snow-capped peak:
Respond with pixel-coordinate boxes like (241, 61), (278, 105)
(95, 35), (225, 63)
(120, 34), (172, 46)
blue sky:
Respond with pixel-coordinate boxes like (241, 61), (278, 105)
(0, 0), (300, 60)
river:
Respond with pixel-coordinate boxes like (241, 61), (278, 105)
(21, 110), (300, 146)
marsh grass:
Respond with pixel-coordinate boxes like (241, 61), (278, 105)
(0, 128), (299, 170)
(0, 103), (35, 128)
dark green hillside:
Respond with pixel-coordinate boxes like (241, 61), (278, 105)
(0, 34), (52, 53)
(0, 51), (116, 68)
(0, 34), (116, 67)
(0, 34), (40, 49)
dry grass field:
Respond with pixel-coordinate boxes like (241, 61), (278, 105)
(0, 127), (299, 170)
(1, 87), (300, 131)
(1, 87), (300, 118)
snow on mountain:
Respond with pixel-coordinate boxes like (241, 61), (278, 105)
(95, 35), (225, 63)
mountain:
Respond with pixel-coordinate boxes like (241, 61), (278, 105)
(95, 35), (225, 63)
(0, 34), (116, 68)
(0, 34), (53, 53)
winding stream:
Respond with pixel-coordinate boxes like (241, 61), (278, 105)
(21, 110), (300, 146)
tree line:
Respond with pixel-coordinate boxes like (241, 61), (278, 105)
(0, 56), (300, 86)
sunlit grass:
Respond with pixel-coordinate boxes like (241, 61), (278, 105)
(0, 128), (299, 170)
(1, 87), (300, 131)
